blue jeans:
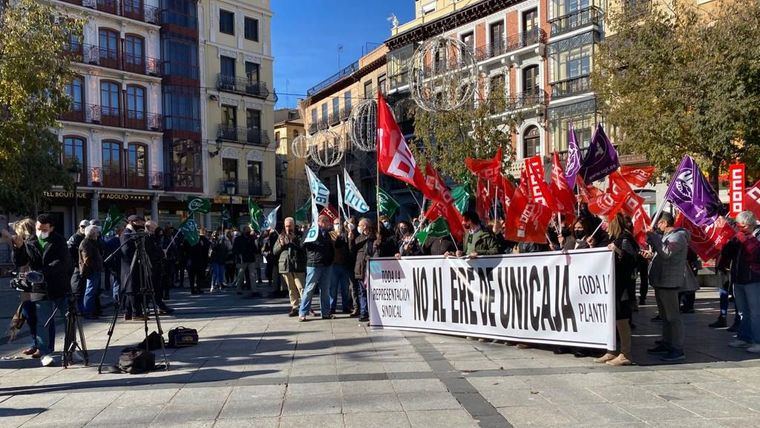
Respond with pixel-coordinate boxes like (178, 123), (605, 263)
(300, 266), (331, 317)
(736, 282), (760, 343)
(356, 277), (369, 318)
(35, 297), (66, 356)
(83, 272), (101, 316)
(211, 263), (225, 285)
(20, 300), (37, 348)
(329, 265), (352, 314)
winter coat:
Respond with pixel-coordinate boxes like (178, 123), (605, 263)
(423, 235), (457, 256)
(350, 233), (396, 280)
(209, 239), (229, 264)
(303, 229), (334, 267)
(273, 232), (307, 273)
(463, 228), (500, 255)
(721, 227), (760, 285)
(647, 228), (690, 289)
(79, 238), (104, 278)
(13, 232), (72, 301)
(232, 234), (259, 263)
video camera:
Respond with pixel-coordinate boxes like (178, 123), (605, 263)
(9, 270), (47, 294)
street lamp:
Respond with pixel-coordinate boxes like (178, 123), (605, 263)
(68, 160), (82, 233)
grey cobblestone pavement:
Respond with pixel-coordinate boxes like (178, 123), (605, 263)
(1, 281), (759, 427)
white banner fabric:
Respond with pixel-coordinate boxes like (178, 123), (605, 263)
(368, 249), (616, 349)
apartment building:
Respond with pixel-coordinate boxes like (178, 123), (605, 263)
(273, 109), (306, 216)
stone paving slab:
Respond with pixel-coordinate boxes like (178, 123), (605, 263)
(1, 283), (760, 427)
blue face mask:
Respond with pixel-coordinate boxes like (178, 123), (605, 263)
(382, 221), (390, 229)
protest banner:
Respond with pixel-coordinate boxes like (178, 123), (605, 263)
(368, 249), (616, 349)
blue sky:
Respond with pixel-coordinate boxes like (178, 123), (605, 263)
(272, 0), (415, 109)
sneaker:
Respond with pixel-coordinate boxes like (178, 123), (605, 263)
(729, 339), (752, 348)
(708, 316), (727, 328)
(747, 344), (760, 354)
(358, 315), (369, 322)
(647, 344), (670, 354)
(22, 347), (37, 356)
(660, 350), (685, 362)
(727, 319), (741, 332)
(41, 355), (56, 367)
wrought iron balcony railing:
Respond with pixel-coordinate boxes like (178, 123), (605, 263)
(216, 74), (271, 99)
(549, 6), (603, 37)
(551, 75), (592, 99)
(66, 42), (162, 76)
(218, 179), (272, 198)
(490, 91), (547, 114)
(75, 0), (160, 25)
(216, 125), (271, 146)
(473, 28), (547, 61)
(59, 103), (162, 131)
(328, 112), (341, 126)
(88, 167), (164, 189)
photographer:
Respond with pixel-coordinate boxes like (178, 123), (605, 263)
(146, 221), (173, 314)
(3, 218), (37, 356)
(120, 215), (148, 321)
(11, 214), (73, 366)
(79, 225), (103, 319)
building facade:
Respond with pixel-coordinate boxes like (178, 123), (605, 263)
(273, 109), (306, 217)
(199, 0), (277, 228)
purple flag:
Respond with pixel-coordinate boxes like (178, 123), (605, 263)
(579, 124), (619, 183)
(565, 123), (581, 189)
(665, 155), (722, 226)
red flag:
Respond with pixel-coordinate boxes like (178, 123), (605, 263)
(476, 178), (493, 223)
(319, 204), (339, 221)
(524, 156), (557, 211)
(744, 180), (760, 220)
(377, 92), (430, 193)
(587, 171), (634, 217)
(615, 190), (651, 246)
(466, 148), (502, 184)
(505, 167), (554, 243)
(550, 152), (577, 224)
(620, 166), (655, 187)
(421, 163), (465, 242)
(675, 215), (736, 261)
(576, 175), (603, 204)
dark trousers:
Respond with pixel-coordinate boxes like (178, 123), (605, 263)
(188, 266), (206, 292)
(680, 291), (696, 311)
(638, 257), (649, 301)
(177, 262), (186, 288)
(164, 262), (176, 294)
(655, 288), (684, 352)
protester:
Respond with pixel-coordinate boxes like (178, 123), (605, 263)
(299, 215), (335, 321)
(78, 225), (103, 319)
(274, 217), (306, 316)
(103, 226), (122, 302)
(4, 218), (38, 356)
(452, 211), (499, 257)
(595, 213), (638, 366)
(145, 221), (172, 314)
(209, 231), (229, 293)
(329, 217), (353, 315)
(11, 214), (73, 366)
(224, 229), (237, 286)
(233, 226), (261, 294)
(422, 233), (458, 256)
(185, 228), (211, 295)
(721, 210), (760, 353)
(161, 228), (178, 300)
(349, 217), (396, 322)
(396, 220), (421, 257)
(645, 212), (689, 362)
(67, 219), (88, 302)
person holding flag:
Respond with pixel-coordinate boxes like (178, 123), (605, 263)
(447, 211), (499, 258)
(299, 215), (335, 321)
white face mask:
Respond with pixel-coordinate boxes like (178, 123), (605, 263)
(333, 224), (342, 232)
(358, 226), (366, 235)
(36, 230), (49, 240)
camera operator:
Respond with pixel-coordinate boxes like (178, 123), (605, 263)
(68, 219), (89, 308)
(145, 221), (174, 314)
(2, 218), (37, 356)
(11, 214), (73, 366)
(121, 215), (148, 321)
(79, 225), (103, 319)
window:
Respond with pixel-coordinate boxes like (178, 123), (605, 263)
(523, 9), (539, 44)
(101, 141), (122, 187)
(344, 91), (352, 113)
(293, 130), (300, 138)
(461, 32), (474, 53)
(169, 139), (202, 190)
(100, 81), (120, 121)
(321, 103), (328, 123)
(311, 109), (317, 127)
(247, 160), (262, 195)
(223, 158), (238, 190)
(220, 56), (235, 78)
(127, 143), (147, 188)
(124, 35), (145, 70)
(489, 74), (505, 112)
(551, 110), (595, 151)
(63, 137), (86, 176)
(553, 0), (591, 18)
(489, 21), (504, 54)
(363, 80), (373, 99)
(378, 74), (387, 94)
(332, 97), (339, 118)
(275, 131), (280, 143)
(244, 17), (259, 41)
(123, 0), (143, 18)
(162, 38), (199, 80)
(550, 35), (594, 82)
(523, 65), (539, 95)
(98, 29), (119, 67)
(219, 9), (234, 35)
(162, 85), (200, 131)
(126, 85), (146, 120)
(65, 77), (84, 111)
(246, 108), (260, 129)
(222, 105), (237, 128)
(523, 126), (541, 158)
(245, 61), (259, 83)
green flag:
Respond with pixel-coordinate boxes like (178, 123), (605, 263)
(187, 196), (211, 213)
(294, 199), (310, 224)
(180, 218), (200, 246)
(248, 197), (263, 232)
(451, 184), (472, 215)
(415, 217), (450, 246)
(101, 205), (124, 236)
(377, 187), (400, 218)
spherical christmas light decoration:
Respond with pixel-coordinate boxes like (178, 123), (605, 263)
(291, 134), (311, 159)
(310, 129), (344, 167)
(349, 99), (378, 151)
(409, 36), (477, 112)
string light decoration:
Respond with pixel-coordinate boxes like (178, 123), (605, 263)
(349, 99), (378, 151)
(310, 129), (345, 167)
(291, 134), (311, 159)
(409, 36), (477, 112)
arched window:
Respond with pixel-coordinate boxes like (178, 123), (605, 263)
(124, 34), (145, 74)
(63, 136), (86, 184)
(126, 85), (146, 128)
(102, 140), (122, 188)
(98, 28), (120, 69)
(126, 143), (147, 188)
(523, 126), (540, 158)
(100, 81), (121, 126)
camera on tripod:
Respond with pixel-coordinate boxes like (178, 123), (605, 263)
(9, 271), (47, 294)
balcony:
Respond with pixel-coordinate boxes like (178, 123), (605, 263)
(88, 167), (164, 189)
(473, 29), (547, 63)
(551, 75), (592, 99)
(218, 179), (272, 198)
(549, 6), (603, 37)
(317, 118), (328, 131)
(491, 91), (547, 115)
(328, 112), (341, 126)
(71, 43), (162, 76)
(216, 74), (271, 99)
(340, 107), (351, 121)
(76, 0), (160, 25)
(59, 103), (162, 132)
(216, 125), (271, 146)
(307, 122), (318, 135)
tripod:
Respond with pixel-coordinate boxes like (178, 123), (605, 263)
(97, 232), (169, 373)
(43, 292), (89, 368)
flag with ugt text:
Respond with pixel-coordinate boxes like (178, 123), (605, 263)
(675, 214), (735, 261)
(550, 152), (577, 224)
(664, 155), (722, 227)
(303, 197), (320, 243)
(579, 124), (619, 183)
(504, 163), (554, 243)
(377, 91), (430, 194)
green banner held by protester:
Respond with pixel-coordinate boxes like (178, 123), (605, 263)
(187, 196), (211, 213)
(101, 205), (124, 236)
(415, 216), (450, 246)
(248, 197), (263, 232)
(451, 184), (472, 215)
(377, 187), (400, 218)
(294, 199), (310, 224)
(180, 218), (200, 246)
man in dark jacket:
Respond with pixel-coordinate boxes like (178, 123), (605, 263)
(11, 213), (73, 365)
(67, 219), (89, 298)
(233, 226), (261, 293)
(79, 225), (103, 319)
(121, 215), (149, 320)
(452, 211), (499, 257)
(298, 215), (334, 321)
(274, 217), (306, 316)
(184, 229), (211, 295)
(329, 217), (353, 315)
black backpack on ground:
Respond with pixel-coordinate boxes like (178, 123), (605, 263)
(117, 347), (156, 374)
(138, 331), (165, 351)
(168, 326), (199, 348)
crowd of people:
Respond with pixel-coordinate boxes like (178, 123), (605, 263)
(4, 203), (760, 367)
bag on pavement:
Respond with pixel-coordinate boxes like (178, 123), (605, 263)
(138, 331), (164, 351)
(117, 347), (156, 374)
(168, 326), (199, 348)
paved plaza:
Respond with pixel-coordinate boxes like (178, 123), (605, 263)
(1, 283), (759, 428)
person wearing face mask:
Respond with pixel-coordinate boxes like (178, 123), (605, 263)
(395, 220), (421, 257)
(570, 218), (591, 250)
(450, 211), (498, 258)
(274, 218), (306, 316)
(348, 218), (382, 321)
(328, 218), (353, 315)
(78, 225), (103, 319)
(720, 211), (760, 353)
(299, 215), (335, 321)
(11, 214), (73, 366)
